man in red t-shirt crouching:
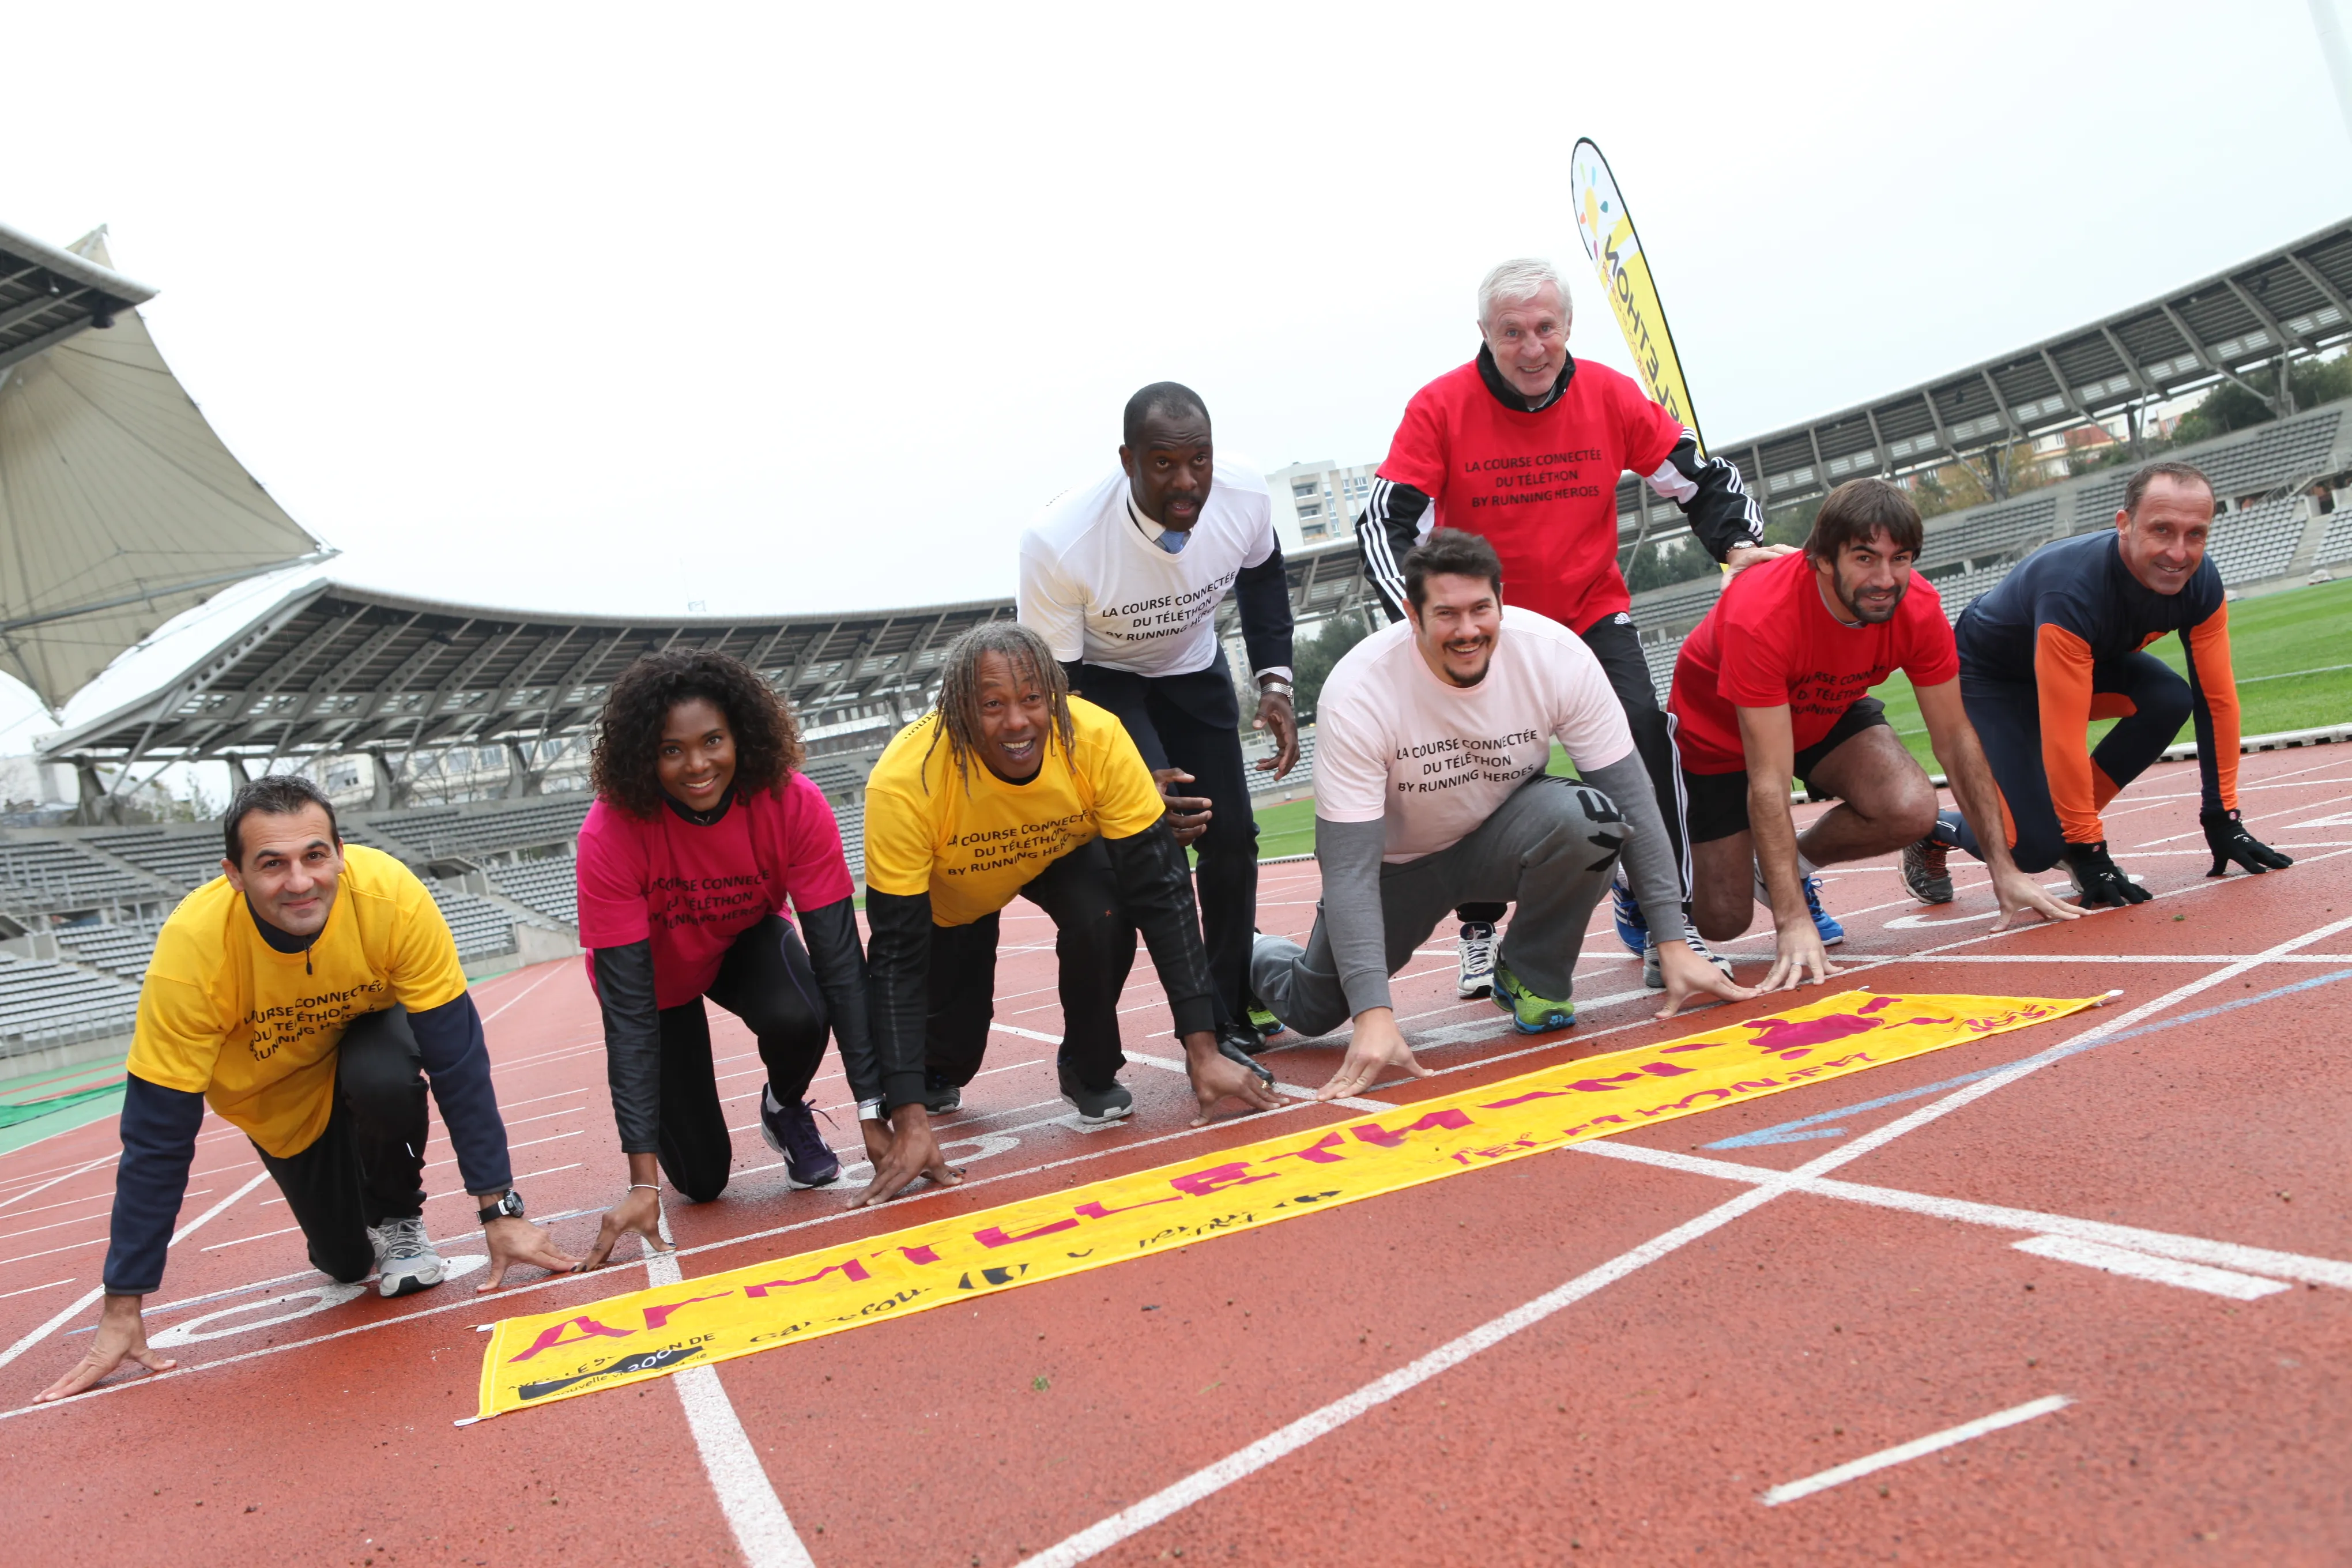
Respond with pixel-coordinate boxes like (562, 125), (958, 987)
(1668, 478), (2078, 987)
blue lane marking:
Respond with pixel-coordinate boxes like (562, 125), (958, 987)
(1704, 967), (2352, 1148)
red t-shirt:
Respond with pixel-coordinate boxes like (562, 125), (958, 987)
(574, 772), (855, 1008)
(1377, 356), (1684, 633)
(1669, 551), (1958, 774)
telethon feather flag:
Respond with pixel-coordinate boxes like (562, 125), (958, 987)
(472, 990), (2100, 1420)
(1571, 138), (1707, 449)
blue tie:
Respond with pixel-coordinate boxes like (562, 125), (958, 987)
(1155, 529), (1189, 555)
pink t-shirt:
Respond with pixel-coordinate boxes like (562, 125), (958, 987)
(1313, 607), (1635, 862)
(574, 772), (855, 1009)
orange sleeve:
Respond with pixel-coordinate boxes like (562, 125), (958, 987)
(2034, 622), (2104, 843)
(2185, 602), (2243, 812)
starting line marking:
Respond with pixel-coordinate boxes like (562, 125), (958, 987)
(1759, 1395), (2072, 1506)
(2011, 1235), (2292, 1301)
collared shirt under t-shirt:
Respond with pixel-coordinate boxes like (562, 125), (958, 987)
(1018, 462), (1281, 679)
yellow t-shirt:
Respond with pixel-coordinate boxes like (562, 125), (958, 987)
(126, 844), (471, 1158)
(862, 696), (1167, 928)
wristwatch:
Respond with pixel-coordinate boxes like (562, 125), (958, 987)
(477, 1188), (526, 1224)
(1259, 679), (1294, 698)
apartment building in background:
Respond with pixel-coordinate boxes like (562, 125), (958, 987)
(1265, 458), (1378, 549)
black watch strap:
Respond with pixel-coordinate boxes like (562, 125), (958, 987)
(477, 1189), (523, 1224)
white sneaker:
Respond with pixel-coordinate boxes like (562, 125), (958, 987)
(1644, 927), (1738, 989)
(1456, 921), (1498, 1000)
(368, 1215), (447, 1298)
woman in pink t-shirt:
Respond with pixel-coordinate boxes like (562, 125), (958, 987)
(572, 650), (876, 1268)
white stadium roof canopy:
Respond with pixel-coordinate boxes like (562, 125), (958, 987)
(0, 225), (333, 712)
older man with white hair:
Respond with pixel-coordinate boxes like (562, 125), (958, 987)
(1354, 258), (1791, 994)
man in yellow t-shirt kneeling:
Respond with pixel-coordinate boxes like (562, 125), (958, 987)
(37, 777), (576, 1403)
(849, 624), (1284, 1205)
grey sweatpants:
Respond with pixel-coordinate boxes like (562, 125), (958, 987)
(1250, 775), (1624, 1037)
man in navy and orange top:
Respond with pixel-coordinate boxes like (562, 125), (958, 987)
(1909, 459), (2293, 907)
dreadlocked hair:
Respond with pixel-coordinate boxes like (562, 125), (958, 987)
(922, 621), (1075, 790)
(589, 648), (805, 819)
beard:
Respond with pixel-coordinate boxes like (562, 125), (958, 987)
(1835, 570), (1907, 625)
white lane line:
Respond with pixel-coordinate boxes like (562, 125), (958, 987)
(644, 1216), (817, 1568)
(478, 961), (568, 1024)
(0, 1279), (73, 1300)
(2011, 1235), (2291, 1301)
(1574, 1143), (2352, 1291)
(1017, 915), (2352, 1565)
(0, 1166), (271, 1374)
(0, 1154), (117, 1215)
(1760, 1396), (2071, 1506)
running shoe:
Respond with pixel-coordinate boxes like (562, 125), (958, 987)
(1245, 996), (1286, 1042)
(1609, 870), (1648, 956)
(1801, 875), (1845, 946)
(922, 1071), (961, 1116)
(1901, 812), (1961, 905)
(1752, 865), (1845, 945)
(1057, 1064), (1134, 1125)
(1490, 962), (1574, 1034)
(1642, 926), (1737, 989)
(1456, 921), (1498, 1000)
(368, 1215), (447, 1299)
(760, 1085), (842, 1189)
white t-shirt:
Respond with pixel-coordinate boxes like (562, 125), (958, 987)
(1017, 461), (1279, 679)
(1314, 607), (1637, 862)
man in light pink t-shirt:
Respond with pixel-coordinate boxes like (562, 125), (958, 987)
(1252, 530), (1752, 1099)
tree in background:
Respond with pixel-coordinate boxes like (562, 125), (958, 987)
(1290, 608), (1375, 719)
(2172, 353), (2352, 447)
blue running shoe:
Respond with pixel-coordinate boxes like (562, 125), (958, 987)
(1801, 874), (1845, 947)
(761, 1087), (842, 1189)
(1608, 870), (1648, 956)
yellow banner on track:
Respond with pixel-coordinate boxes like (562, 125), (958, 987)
(476, 990), (2098, 1419)
(1571, 138), (1705, 445)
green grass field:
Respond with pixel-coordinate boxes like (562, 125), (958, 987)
(1875, 574), (2352, 772)
(1254, 576), (2352, 855)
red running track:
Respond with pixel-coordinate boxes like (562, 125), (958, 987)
(3, 748), (2351, 1565)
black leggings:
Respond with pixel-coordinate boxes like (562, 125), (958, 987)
(253, 1007), (430, 1284)
(658, 915), (831, 1203)
(1074, 658), (1258, 1027)
(1460, 612), (1690, 924)
(924, 837), (1136, 1094)
(1947, 651), (2193, 873)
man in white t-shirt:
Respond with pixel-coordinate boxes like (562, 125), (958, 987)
(1253, 529), (1755, 1098)
(1019, 382), (1298, 1057)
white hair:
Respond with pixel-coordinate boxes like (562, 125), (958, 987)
(1477, 258), (1570, 330)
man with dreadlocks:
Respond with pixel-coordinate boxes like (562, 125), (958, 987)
(855, 622), (1283, 1204)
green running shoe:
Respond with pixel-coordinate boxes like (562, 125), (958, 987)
(1246, 999), (1285, 1042)
(1490, 962), (1574, 1035)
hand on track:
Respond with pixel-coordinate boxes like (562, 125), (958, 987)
(1315, 1009), (1430, 1100)
(2061, 841), (2151, 907)
(2201, 809), (2293, 878)
(1185, 1031), (1284, 1125)
(1988, 866), (2083, 930)
(36, 1295), (172, 1403)
(1652, 940), (1759, 1019)
(579, 1185), (669, 1272)
(1761, 921), (1840, 992)
(481, 1215), (581, 1291)
(850, 1104), (962, 1207)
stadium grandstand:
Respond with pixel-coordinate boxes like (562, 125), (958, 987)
(2, 217), (2350, 1075)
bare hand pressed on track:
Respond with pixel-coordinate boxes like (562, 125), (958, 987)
(850, 1103), (963, 1208)
(1316, 1008), (1431, 1100)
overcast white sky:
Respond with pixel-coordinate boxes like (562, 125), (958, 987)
(6, 0), (2352, 749)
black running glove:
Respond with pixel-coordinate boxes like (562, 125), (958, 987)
(2061, 841), (2152, 907)
(2201, 809), (2293, 878)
